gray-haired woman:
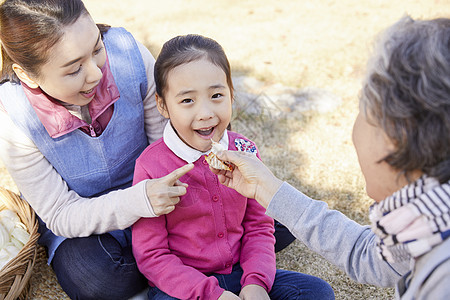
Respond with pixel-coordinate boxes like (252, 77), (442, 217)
(211, 16), (450, 299)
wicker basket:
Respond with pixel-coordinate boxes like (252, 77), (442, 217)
(0, 188), (39, 300)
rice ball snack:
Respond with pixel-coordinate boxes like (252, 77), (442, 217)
(205, 140), (234, 171)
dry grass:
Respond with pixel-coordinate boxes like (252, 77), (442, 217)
(0, 0), (449, 299)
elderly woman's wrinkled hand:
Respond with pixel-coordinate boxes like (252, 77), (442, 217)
(210, 150), (282, 208)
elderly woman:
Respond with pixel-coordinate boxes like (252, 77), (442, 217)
(211, 16), (450, 299)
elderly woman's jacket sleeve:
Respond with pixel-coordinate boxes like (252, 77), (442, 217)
(266, 182), (409, 287)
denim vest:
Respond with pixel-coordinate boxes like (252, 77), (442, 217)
(0, 28), (148, 262)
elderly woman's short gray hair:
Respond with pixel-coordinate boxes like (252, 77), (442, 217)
(360, 16), (450, 183)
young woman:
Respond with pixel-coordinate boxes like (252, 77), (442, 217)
(0, 1), (296, 298)
(0, 0), (193, 298)
(132, 34), (335, 300)
(211, 16), (450, 299)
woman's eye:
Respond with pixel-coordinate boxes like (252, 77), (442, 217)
(94, 46), (104, 55)
(68, 66), (82, 76)
(212, 93), (223, 99)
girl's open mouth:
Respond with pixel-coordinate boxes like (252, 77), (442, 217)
(195, 126), (215, 139)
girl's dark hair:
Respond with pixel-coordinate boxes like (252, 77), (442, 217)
(361, 16), (450, 183)
(154, 34), (234, 107)
(0, 0), (109, 83)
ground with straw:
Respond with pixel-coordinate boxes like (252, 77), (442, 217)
(0, 0), (448, 299)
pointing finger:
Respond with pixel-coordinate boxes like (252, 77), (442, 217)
(164, 163), (194, 185)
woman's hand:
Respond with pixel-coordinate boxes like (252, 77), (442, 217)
(239, 284), (270, 300)
(145, 163), (194, 216)
(210, 150), (283, 208)
(218, 291), (240, 299)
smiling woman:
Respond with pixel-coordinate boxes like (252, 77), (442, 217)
(0, 0), (197, 299)
(13, 14), (106, 106)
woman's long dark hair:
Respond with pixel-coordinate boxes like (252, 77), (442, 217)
(0, 0), (109, 83)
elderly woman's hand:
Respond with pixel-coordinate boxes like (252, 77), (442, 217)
(210, 150), (283, 208)
(145, 163), (194, 216)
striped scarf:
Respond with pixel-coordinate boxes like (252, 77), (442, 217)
(369, 175), (450, 263)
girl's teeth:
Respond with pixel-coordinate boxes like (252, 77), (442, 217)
(197, 128), (213, 136)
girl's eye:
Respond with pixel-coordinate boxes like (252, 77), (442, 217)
(181, 98), (193, 104)
(212, 93), (223, 99)
(68, 66), (82, 76)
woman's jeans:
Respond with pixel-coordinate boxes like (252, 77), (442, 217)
(51, 233), (147, 300)
(50, 222), (297, 299)
(148, 263), (335, 300)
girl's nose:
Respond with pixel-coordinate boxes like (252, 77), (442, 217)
(197, 102), (215, 120)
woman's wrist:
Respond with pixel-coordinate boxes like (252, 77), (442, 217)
(255, 175), (283, 209)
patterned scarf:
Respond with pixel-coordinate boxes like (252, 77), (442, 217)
(369, 175), (450, 263)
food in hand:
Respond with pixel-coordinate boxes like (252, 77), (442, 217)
(205, 140), (234, 171)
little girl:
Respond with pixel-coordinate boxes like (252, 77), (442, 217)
(131, 34), (334, 300)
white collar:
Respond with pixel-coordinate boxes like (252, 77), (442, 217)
(163, 121), (229, 163)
